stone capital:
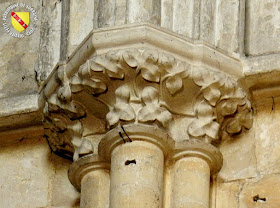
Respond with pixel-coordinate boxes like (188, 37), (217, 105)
(41, 24), (253, 161)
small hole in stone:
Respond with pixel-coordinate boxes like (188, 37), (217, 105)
(125, 159), (136, 166)
(253, 195), (266, 202)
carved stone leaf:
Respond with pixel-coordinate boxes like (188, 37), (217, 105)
(123, 50), (140, 68)
(138, 105), (158, 122)
(106, 50), (122, 62)
(78, 61), (89, 77)
(106, 111), (119, 126)
(158, 53), (176, 70)
(156, 108), (172, 127)
(66, 101), (87, 119)
(71, 75), (83, 93)
(76, 138), (93, 155)
(57, 84), (72, 102)
(188, 120), (206, 137)
(242, 110), (253, 129)
(219, 100), (237, 116)
(203, 83), (222, 106)
(176, 67), (190, 79)
(234, 87), (246, 99)
(226, 117), (242, 134)
(71, 74), (107, 95)
(141, 86), (159, 105)
(50, 114), (68, 130)
(197, 101), (214, 119)
(140, 64), (160, 82)
(105, 63), (124, 79)
(90, 57), (106, 72)
(166, 75), (183, 95)
(204, 121), (220, 139)
(115, 85), (130, 102)
(220, 79), (235, 99)
(106, 85), (136, 126)
(142, 50), (159, 63)
(85, 78), (107, 94)
(193, 69), (214, 87)
(119, 105), (136, 121)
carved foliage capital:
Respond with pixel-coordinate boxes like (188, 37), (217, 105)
(43, 48), (253, 159)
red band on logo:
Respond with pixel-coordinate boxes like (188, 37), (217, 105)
(11, 12), (28, 29)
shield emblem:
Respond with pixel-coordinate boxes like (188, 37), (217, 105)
(11, 12), (29, 32)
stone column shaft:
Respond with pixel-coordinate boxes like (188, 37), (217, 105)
(81, 170), (110, 208)
(68, 155), (110, 208)
(99, 124), (174, 208)
(169, 140), (223, 208)
(172, 157), (210, 208)
(110, 141), (164, 208)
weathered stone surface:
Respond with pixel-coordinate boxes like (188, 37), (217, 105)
(49, 154), (80, 207)
(254, 97), (280, 175)
(215, 0), (240, 54)
(215, 180), (243, 208)
(239, 175), (280, 208)
(38, 0), (62, 82)
(68, 0), (94, 55)
(0, 138), (50, 208)
(245, 0), (280, 55)
(0, 138), (79, 208)
(218, 128), (257, 181)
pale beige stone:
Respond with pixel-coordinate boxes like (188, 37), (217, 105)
(99, 124), (173, 208)
(68, 0), (94, 55)
(218, 129), (258, 181)
(254, 99), (280, 175)
(239, 175), (280, 208)
(81, 170), (110, 208)
(171, 157), (210, 208)
(0, 138), (50, 208)
(109, 141), (164, 208)
(215, 180), (243, 208)
(50, 154), (80, 207)
(68, 155), (110, 208)
(245, 0), (280, 55)
(168, 140), (222, 208)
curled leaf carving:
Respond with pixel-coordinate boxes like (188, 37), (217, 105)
(166, 75), (183, 95)
(139, 50), (160, 82)
(71, 74), (107, 94)
(106, 85), (136, 127)
(44, 48), (253, 161)
(122, 49), (140, 68)
(188, 101), (219, 141)
(138, 87), (172, 127)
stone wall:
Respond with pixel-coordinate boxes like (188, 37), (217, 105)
(0, 137), (79, 208)
(215, 96), (280, 208)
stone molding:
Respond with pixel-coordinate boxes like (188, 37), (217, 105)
(68, 154), (110, 191)
(98, 124), (174, 161)
(168, 139), (223, 174)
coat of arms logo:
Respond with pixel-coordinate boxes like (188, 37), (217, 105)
(2, 3), (38, 38)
